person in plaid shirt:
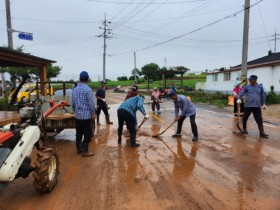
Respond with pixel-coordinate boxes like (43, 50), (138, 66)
(117, 95), (149, 147)
(72, 71), (95, 156)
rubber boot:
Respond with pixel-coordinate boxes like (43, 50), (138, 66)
(118, 132), (122, 144)
(76, 141), (82, 154)
(81, 142), (94, 157)
(130, 133), (140, 147)
(106, 114), (113, 124)
(258, 124), (269, 138)
(97, 115), (100, 125)
(242, 124), (248, 134)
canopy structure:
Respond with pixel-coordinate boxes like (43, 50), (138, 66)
(0, 47), (55, 95)
(147, 69), (189, 90)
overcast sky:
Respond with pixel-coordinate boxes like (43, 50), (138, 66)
(0, 0), (279, 81)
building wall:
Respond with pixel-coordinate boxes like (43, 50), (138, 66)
(204, 65), (280, 94)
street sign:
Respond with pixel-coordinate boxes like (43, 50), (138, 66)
(18, 33), (33, 41)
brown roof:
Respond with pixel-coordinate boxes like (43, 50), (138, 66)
(0, 47), (55, 67)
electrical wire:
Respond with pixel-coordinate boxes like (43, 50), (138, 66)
(257, 3), (272, 50)
(88, 0), (207, 4)
(109, 0), (264, 56)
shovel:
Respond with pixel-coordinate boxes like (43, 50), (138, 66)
(236, 103), (243, 133)
(138, 117), (148, 129)
(152, 119), (178, 137)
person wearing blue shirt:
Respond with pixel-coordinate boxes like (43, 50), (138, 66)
(72, 71), (95, 156)
(117, 95), (149, 147)
(168, 91), (198, 141)
(237, 75), (268, 138)
(95, 81), (113, 125)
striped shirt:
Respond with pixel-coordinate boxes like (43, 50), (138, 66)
(118, 96), (146, 119)
(72, 83), (95, 120)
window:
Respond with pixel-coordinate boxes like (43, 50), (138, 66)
(224, 72), (231, 81)
(212, 74), (218, 82)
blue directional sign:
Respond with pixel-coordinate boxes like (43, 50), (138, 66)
(18, 33), (33, 41)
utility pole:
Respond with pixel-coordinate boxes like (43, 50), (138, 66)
(134, 52), (137, 81)
(240, 0), (250, 81)
(274, 30), (280, 53)
(98, 13), (113, 82)
(164, 57), (167, 68)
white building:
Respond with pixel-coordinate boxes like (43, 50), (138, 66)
(204, 51), (280, 94)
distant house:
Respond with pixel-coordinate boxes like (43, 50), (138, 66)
(204, 51), (280, 94)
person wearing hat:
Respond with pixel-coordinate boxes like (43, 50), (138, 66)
(117, 95), (149, 147)
(95, 81), (113, 125)
(151, 87), (161, 113)
(168, 91), (198, 141)
(72, 71), (95, 156)
(233, 83), (244, 117)
(125, 85), (138, 100)
(237, 75), (268, 138)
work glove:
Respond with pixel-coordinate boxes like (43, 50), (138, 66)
(102, 98), (106, 102)
(144, 114), (150, 119)
(262, 105), (267, 110)
(237, 99), (242, 104)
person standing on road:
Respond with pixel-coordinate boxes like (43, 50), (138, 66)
(117, 95), (149, 147)
(72, 71), (95, 157)
(168, 91), (198, 141)
(125, 85), (138, 100)
(237, 75), (268, 138)
(151, 87), (161, 113)
(233, 83), (244, 117)
(96, 81), (113, 125)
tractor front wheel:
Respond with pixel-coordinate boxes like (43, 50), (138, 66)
(33, 146), (59, 193)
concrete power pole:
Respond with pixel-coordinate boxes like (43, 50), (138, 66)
(98, 13), (113, 82)
(134, 52), (137, 81)
(240, 0), (250, 81)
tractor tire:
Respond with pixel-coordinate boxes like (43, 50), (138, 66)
(33, 146), (59, 193)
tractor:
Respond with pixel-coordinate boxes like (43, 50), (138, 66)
(0, 92), (66, 193)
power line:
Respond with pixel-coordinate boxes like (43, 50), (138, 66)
(257, 4), (271, 51)
(88, 0), (207, 4)
(109, 0), (263, 56)
(109, 0), (137, 21)
(11, 17), (100, 24)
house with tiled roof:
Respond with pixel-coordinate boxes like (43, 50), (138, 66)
(204, 51), (280, 94)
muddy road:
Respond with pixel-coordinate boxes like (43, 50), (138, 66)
(0, 92), (280, 210)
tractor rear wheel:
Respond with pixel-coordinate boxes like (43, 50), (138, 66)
(33, 146), (59, 193)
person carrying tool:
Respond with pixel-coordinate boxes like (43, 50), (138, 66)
(233, 83), (244, 117)
(151, 87), (161, 113)
(168, 90), (198, 141)
(125, 85), (138, 100)
(117, 95), (149, 147)
(96, 81), (113, 125)
(72, 71), (95, 157)
(237, 75), (268, 138)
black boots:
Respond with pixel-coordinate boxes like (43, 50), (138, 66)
(258, 124), (269, 138)
(106, 114), (113, 125)
(130, 133), (140, 147)
(97, 115), (100, 125)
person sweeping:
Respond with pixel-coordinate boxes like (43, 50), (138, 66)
(117, 95), (149, 147)
(168, 90), (198, 141)
(237, 75), (268, 138)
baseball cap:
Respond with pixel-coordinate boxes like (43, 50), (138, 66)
(249, 75), (258, 80)
(80, 71), (89, 81)
(167, 90), (177, 97)
(101, 81), (107, 85)
(132, 85), (138, 92)
(154, 87), (157, 90)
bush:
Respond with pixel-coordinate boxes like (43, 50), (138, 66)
(0, 98), (13, 111)
(267, 91), (280, 104)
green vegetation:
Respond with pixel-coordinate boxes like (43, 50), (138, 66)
(0, 98), (14, 111)
(267, 86), (280, 104)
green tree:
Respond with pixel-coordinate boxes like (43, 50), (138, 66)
(141, 63), (160, 81)
(117, 76), (128, 81)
